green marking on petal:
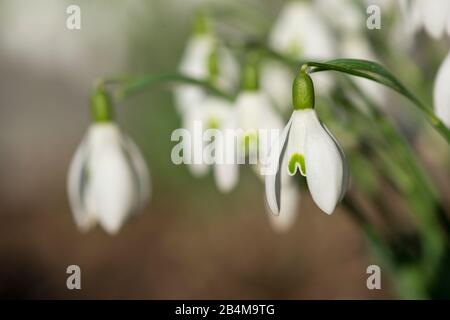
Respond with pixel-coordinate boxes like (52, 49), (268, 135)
(288, 153), (306, 176)
(288, 42), (302, 59)
(207, 117), (219, 130)
(242, 131), (259, 155)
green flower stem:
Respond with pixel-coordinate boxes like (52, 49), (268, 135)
(112, 73), (234, 101)
(302, 60), (450, 144)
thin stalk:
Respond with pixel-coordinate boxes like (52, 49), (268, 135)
(105, 73), (234, 102)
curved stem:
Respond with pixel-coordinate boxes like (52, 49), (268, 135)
(114, 73), (233, 101)
(303, 61), (450, 144)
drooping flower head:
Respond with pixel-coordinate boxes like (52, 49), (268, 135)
(67, 88), (150, 234)
(262, 0), (336, 111)
(266, 67), (349, 216)
(174, 12), (238, 115)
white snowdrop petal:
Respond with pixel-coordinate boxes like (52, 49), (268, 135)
(67, 136), (97, 232)
(183, 104), (209, 177)
(179, 35), (214, 78)
(261, 61), (293, 111)
(304, 113), (344, 215)
(269, 1), (336, 60)
(418, 0), (449, 38)
(123, 135), (151, 212)
(90, 144), (136, 234)
(434, 51), (450, 128)
(267, 181), (299, 233)
(214, 163), (238, 193)
(236, 92), (261, 130)
(173, 85), (205, 115)
(265, 117), (293, 215)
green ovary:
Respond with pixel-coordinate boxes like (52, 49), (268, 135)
(242, 132), (259, 154)
(288, 153), (306, 176)
(207, 117), (219, 130)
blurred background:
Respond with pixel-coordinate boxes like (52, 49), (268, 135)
(0, 0), (449, 299)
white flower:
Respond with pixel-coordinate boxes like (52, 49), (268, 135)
(400, 0), (450, 38)
(174, 34), (214, 115)
(174, 34), (238, 115)
(434, 51), (450, 128)
(266, 1), (336, 104)
(235, 90), (299, 231)
(67, 123), (150, 234)
(266, 108), (349, 215)
(260, 60), (293, 112)
(269, 1), (336, 60)
(186, 96), (239, 192)
(235, 90), (284, 161)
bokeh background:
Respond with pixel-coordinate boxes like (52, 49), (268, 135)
(0, 0), (449, 299)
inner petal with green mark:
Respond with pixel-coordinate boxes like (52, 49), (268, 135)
(241, 131), (259, 154)
(207, 117), (220, 130)
(288, 153), (306, 176)
(288, 41), (302, 59)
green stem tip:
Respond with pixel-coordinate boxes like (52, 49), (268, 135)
(242, 52), (260, 91)
(91, 87), (114, 123)
(292, 66), (315, 110)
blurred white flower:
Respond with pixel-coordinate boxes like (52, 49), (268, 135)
(235, 90), (284, 161)
(67, 123), (150, 234)
(260, 60), (293, 112)
(269, 1), (336, 60)
(235, 89), (299, 232)
(185, 96), (239, 192)
(266, 109), (348, 215)
(265, 1), (336, 109)
(174, 35), (238, 115)
(433, 51), (450, 128)
(400, 0), (450, 38)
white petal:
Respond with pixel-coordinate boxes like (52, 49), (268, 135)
(418, 0), (450, 38)
(317, 0), (364, 34)
(215, 47), (239, 92)
(183, 104), (209, 177)
(265, 116), (293, 215)
(173, 85), (205, 115)
(285, 110), (308, 176)
(67, 134), (97, 232)
(260, 61), (293, 111)
(175, 35), (213, 114)
(87, 124), (137, 234)
(266, 181), (299, 233)
(213, 129), (238, 192)
(269, 1), (336, 59)
(235, 92), (261, 130)
(179, 35), (214, 78)
(434, 51), (450, 128)
(122, 135), (151, 212)
(304, 111), (344, 214)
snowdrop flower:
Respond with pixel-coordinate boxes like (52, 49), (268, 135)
(188, 96), (239, 193)
(235, 90), (284, 162)
(400, 0), (450, 38)
(236, 57), (299, 231)
(264, 0), (336, 110)
(236, 58), (284, 163)
(434, 51), (450, 128)
(174, 13), (238, 115)
(261, 60), (293, 112)
(266, 69), (349, 216)
(67, 89), (150, 234)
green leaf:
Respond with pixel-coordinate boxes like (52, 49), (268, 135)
(306, 59), (450, 144)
